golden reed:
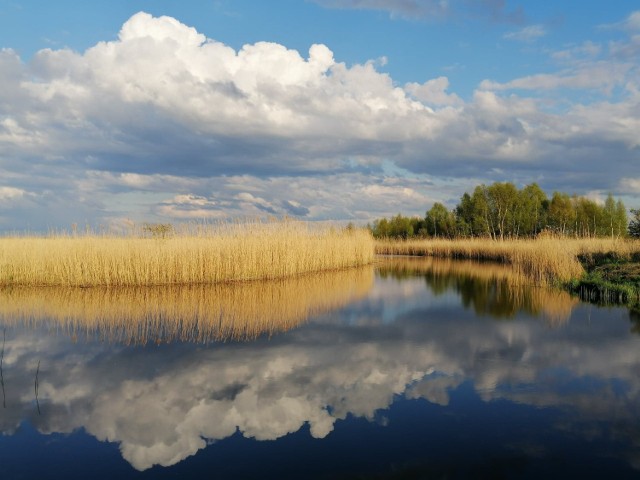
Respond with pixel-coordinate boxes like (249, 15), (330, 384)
(0, 222), (375, 287)
(0, 267), (374, 344)
(376, 237), (640, 286)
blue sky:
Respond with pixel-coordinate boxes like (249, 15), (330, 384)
(0, 1), (639, 230)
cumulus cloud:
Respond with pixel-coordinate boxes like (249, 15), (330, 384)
(2, 12), (441, 174)
(0, 11), (639, 229)
(405, 76), (464, 107)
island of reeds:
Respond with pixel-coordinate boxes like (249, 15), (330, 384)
(0, 221), (375, 287)
(370, 181), (640, 305)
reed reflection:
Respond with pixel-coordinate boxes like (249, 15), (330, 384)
(0, 259), (637, 474)
(0, 267), (374, 344)
(377, 256), (579, 324)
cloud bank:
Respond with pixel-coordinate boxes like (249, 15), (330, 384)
(0, 11), (639, 229)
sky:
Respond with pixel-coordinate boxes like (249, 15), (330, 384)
(0, 0), (639, 231)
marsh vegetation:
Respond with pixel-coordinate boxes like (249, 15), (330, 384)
(376, 236), (640, 298)
(0, 221), (374, 287)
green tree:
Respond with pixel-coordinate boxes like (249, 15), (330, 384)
(469, 185), (492, 237)
(517, 183), (548, 237)
(426, 203), (456, 238)
(615, 200), (628, 238)
(370, 218), (390, 238)
(604, 193), (617, 238)
(388, 214), (414, 239)
(573, 196), (605, 237)
(410, 217), (428, 237)
(548, 192), (575, 235)
(455, 192), (475, 237)
(486, 182), (519, 240)
(629, 209), (640, 238)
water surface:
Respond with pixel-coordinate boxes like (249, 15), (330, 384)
(0, 257), (638, 479)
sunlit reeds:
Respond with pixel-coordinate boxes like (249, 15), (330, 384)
(0, 221), (375, 287)
(0, 267), (374, 344)
(376, 237), (640, 286)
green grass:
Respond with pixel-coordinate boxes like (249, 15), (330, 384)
(568, 257), (640, 305)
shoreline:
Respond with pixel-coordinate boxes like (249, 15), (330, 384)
(375, 237), (640, 308)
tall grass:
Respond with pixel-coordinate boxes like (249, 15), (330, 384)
(0, 267), (374, 344)
(376, 237), (640, 286)
(0, 221), (374, 287)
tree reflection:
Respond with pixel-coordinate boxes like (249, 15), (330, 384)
(378, 257), (578, 324)
(629, 307), (640, 335)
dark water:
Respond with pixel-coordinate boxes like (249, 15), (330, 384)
(0, 257), (639, 479)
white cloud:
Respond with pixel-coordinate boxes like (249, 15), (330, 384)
(600, 10), (640, 32)
(480, 62), (634, 93)
(235, 192), (279, 214)
(551, 41), (602, 62)
(503, 24), (546, 43)
(619, 177), (640, 194)
(155, 194), (226, 220)
(0, 11), (640, 229)
(0, 186), (26, 201)
(405, 76), (464, 107)
(627, 11), (640, 31)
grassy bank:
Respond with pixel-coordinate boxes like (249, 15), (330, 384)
(376, 237), (640, 303)
(0, 222), (375, 287)
(568, 254), (640, 304)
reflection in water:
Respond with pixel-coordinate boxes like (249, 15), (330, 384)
(0, 268), (373, 344)
(629, 308), (640, 335)
(379, 256), (579, 324)
(0, 258), (637, 476)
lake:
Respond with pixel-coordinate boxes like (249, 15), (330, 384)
(0, 256), (639, 479)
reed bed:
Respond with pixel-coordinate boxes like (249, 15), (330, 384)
(376, 237), (640, 287)
(377, 256), (578, 325)
(0, 222), (375, 287)
(0, 267), (374, 344)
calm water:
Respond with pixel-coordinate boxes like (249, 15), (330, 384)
(0, 257), (639, 479)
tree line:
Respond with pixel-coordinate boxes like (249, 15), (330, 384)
(370, 182), (630, 240)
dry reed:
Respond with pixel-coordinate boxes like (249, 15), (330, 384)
(0, 222), (374, 287)
(376, 237), (640, 286)
(0, 267), (374, 344)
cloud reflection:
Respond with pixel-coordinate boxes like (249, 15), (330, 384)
(0, 258), (637, 471)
